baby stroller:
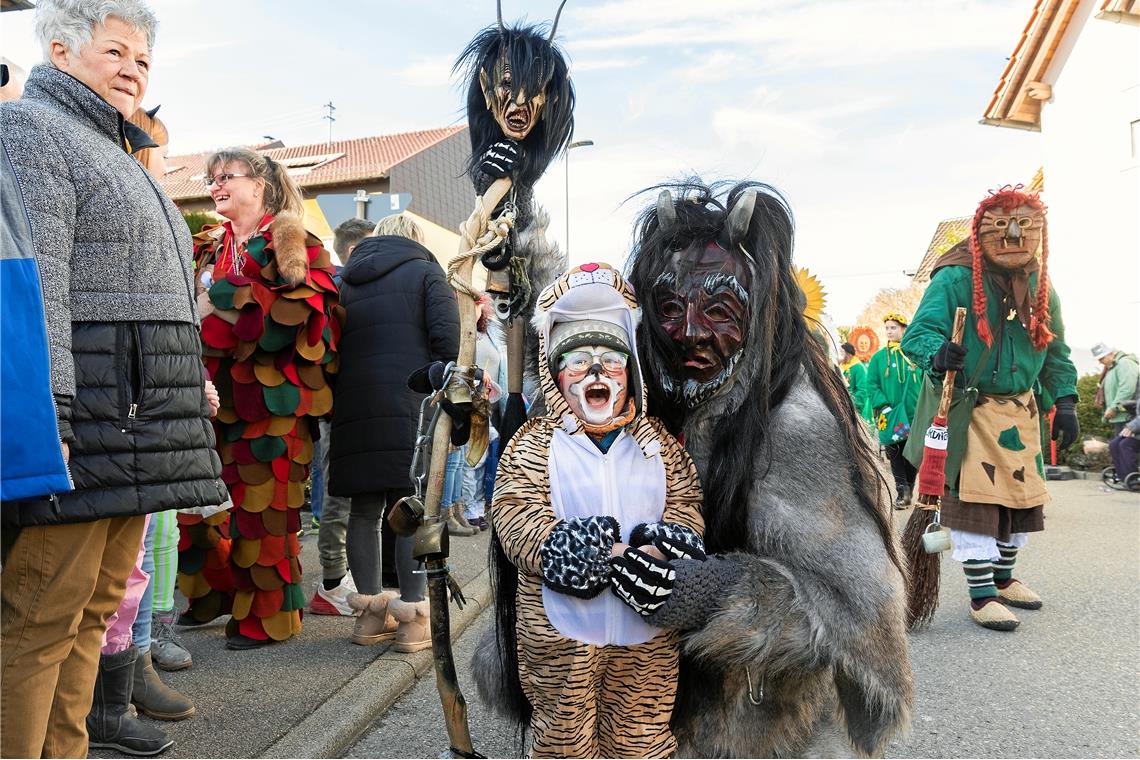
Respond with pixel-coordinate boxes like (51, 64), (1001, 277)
(1102, 401), (1140, 492)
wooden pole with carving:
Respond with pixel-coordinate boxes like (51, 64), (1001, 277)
(414, 177), (512, 759)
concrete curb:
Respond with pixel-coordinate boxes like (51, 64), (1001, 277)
(262, 569), (493, 759)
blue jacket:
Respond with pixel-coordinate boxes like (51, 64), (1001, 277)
(1, 136), (71, 501)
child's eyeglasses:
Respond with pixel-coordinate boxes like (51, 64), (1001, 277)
(559, 350), (628, 374)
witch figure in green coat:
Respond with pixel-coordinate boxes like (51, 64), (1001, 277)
(901, 185), (1078, 632)
(867, 313), (923, 508)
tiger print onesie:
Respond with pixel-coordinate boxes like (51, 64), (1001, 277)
(491, 263), (704, 758)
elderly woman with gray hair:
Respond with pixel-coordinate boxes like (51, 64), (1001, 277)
(0, 1), (226, 756)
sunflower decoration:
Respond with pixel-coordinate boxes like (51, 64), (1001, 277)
(795, 267), (827, 325)
(848, 325), (879, 363)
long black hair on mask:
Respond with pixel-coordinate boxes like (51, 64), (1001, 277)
(626, 179), (903, 576)
(454, 22), (575, 191)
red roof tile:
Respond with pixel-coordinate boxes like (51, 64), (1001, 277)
(161, 126), (467, 202)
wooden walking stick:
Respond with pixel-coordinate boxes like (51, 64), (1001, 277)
(903, 306), (967, 629)
(410, 177), (514, 760)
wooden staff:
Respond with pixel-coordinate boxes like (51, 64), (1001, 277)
(416, 177), (512, 758)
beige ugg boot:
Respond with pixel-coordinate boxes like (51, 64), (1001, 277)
(346, 590), (399, 646)
(446, 505), (478, 536)
(389, 598), (432, 653)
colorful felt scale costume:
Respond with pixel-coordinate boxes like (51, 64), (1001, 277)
(177, 212), (341, 643)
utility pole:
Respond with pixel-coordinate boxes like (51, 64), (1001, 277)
(323, 102), (336, 146)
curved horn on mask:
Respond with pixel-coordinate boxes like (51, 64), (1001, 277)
(548, 0), (568, 42)
(725, 189), (757, 256)
(497, 0), (505, 30)
(656, 189), (677, 237)
(145, 104), (161, 118)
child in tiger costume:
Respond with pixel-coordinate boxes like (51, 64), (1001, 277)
(491, 262), (704, 758)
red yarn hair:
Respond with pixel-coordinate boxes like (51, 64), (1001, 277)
(967, 185), (1053, 351)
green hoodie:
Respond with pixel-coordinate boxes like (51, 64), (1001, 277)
(1103, 352), (1139, 421)
(841, 359), (872, 421)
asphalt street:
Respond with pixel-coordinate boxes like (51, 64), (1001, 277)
(351, 479), (1139, 759)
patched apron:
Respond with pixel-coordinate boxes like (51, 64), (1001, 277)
(958, 391), (1050, 509)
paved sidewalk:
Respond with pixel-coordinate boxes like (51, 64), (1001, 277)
(90, 526), (492, 759)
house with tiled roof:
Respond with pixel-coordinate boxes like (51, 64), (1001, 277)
(911, 216), (971, 285)
(161, 126), (471, 262)
(980, 0), (1138, 351)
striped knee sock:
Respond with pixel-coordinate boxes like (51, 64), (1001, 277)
(992, 543), (1018, 587)
(963, 560), (998, 607)
(151, 509), (180, 616)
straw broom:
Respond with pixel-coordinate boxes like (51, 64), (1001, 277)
(903, 306), (966, 629)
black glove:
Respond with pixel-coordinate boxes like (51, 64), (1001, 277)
(1051, 395), (1079, 451)
(539, 516), (621, 599)
(932, 340), (967, 373)
(629, 521), (706, 561)
(477, 139), (520, 179)
(609, 547), (675, 616)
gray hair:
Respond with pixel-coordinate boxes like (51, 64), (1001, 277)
(373, 213), (423, 243)
(35, 0), (158, 61)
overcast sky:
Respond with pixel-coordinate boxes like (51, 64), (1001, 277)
(6, 1), (1061, 343)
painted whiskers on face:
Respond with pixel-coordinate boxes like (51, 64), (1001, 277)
(568, 371), (626, 424)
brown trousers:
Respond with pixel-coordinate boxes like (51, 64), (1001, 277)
(1, 515), (145, 758)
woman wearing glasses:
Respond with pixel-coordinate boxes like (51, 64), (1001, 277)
(176, 147), (342, 649)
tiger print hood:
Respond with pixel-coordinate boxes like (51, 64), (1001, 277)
(531, 262), (645, 432)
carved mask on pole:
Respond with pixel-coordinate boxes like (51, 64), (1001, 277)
(480, 59), (547, 141)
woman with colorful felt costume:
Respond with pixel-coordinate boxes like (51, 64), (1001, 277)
(177, 147), (342, 650)
(867, 313), (923, 507)
(902, 186), (1078, 631)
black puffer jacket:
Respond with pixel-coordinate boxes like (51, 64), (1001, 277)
(329, 235), (459, 495)
(9, 322), (226, 526)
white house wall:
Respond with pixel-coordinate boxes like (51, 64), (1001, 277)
(1040, 0), (1140, 353)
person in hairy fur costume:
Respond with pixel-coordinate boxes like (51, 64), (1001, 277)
(473, 179), (914, 757)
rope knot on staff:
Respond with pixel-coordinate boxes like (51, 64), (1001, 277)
(448, 200), (517, 298)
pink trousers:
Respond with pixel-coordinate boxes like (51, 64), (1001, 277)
(100, 513), (151, 654)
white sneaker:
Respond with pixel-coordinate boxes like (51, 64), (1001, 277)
(309, 574), (358, 616)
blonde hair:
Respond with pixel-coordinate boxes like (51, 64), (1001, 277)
(372, 213), (423, 243)
(127, 106), (167, 176)
(205, 147), (304, 218)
